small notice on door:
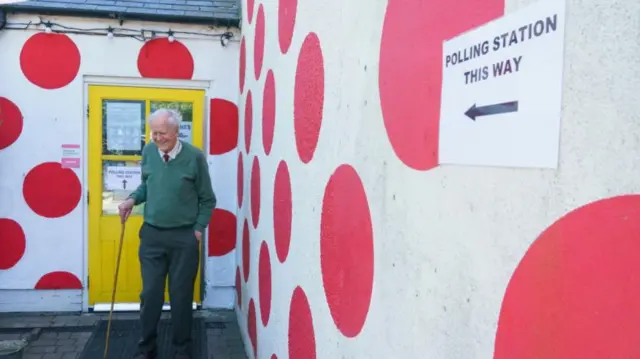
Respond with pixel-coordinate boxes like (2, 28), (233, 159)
(61, 144), (81, 169)
(179, 122), (192, 144)
(105, 166), (142, 191)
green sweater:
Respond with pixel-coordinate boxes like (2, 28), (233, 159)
(129, 141), (216, 233)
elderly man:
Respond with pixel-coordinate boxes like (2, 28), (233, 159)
(118, 108), (216, 359)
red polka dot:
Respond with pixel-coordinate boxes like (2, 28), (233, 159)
(494, 195), (640, 359)
(207, 209), (237, 257)
(236, 266), (242, 307)
(259, 241), (272, 326)
(251, 157), (261, 228)
(246, 0), (255, 24)
(23, 162), (82, 218)
(254, 4), (266, 80)
(137, 38), (194, 79)
(245, 91), (253, 153)
(0, 219), (26, 270)
(278, 0), (297, 54)
(248, 298), (257, 357)
(238, 153), (244, 208)
(209, 99), (239, 155)
(289, 286), (316, 359)
(274, 161), (292, 263)
(20, 33), (80, 90)
(321, 165), (374, 338)
(0, 97), (24, 150)
(240, 37), (247, 93)
(35, 271), (82, 290)
(379, 0), (503, 170)
(294, 32), (325, 164)
(262, 70), (276, 155)
(242, 219), (250, 282)
(272, 355), (278, 359)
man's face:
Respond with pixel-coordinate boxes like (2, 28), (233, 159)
(150, 115), (179, 152)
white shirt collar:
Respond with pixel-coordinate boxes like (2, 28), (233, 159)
(158, 140), (182, 161)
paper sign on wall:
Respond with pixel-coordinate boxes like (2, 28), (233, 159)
(61, 144), (81, 169)
(105, 166), (142, 191)
(438, 0), (566, 169)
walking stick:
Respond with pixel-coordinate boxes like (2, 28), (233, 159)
(103, 217), (126, 359)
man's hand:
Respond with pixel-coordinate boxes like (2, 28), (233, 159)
(118, 198), (135, 223)
(194, 230), (202, 243)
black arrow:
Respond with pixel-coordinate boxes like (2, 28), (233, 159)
(122, 179), (127, 190)
(465, 101), (518, 121)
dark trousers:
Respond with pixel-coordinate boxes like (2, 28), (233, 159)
(137, 223), (200, 356)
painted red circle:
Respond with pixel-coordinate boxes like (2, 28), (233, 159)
(494, 195), (640, 359)
(246, 0), (255, 24)
(289, 286), (316, 359)
(259, 241), (272, 326)
(242, 219), (250, 282)
(272, 355), (278, 359)
(0, 97), (24, 150)
(23, 162), (82, 218)
(20, 33), (80, 90)
(251, 156), (261, 228)
(240, 37), (247, 93)
(379, 0), (503, 170)
(138, 38), (194, 79)
(254, 4), (266, 80)
(278, 0), (297, 54)
(248, 298), (257, 357)
(294, 32), (325, 164)
(321, 165), (374, 338)
(236, 266), (242, 307)
(35, 271), (82, 289)
(0, 219), (26, 270)
(207, 209), (237, 257)
(238, 153), (244, 208)
(245, 91), (253, 153)
(262, 70), (276, 155)
(209, 99), (239, 155)
(274, 161), (292, 263)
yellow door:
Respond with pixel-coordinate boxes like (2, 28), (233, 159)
(88, 85), (205, 309)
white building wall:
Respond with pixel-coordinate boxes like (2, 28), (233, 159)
(236, 0), (640, 358)
(0, 14), (240, 311)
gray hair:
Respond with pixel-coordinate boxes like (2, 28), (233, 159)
(148, 108), (182, 130)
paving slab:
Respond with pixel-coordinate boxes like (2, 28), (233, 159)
(0, 310), (247, 359)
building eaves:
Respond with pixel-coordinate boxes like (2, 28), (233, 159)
(1, 0), (240, 27)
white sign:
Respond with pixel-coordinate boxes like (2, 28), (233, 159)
(179, 122), (192, 144)
(439, 0), (566, 169)
(105, 166), (142, 191)
(61, 144), (81, 169)
(106, 102), (143, 152)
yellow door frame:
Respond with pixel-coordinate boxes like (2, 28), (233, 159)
(87, 84), (206, 309)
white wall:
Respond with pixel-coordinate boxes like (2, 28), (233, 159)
(237, 0), (640, 358)
(0, 13), (240, 311)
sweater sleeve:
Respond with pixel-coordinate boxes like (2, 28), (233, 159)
(129, 173), (147, 205)
(128, 147), (148, 205)
(194, 151), (217, 233)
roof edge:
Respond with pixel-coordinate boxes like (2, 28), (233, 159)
(1, 5), (240, 28)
